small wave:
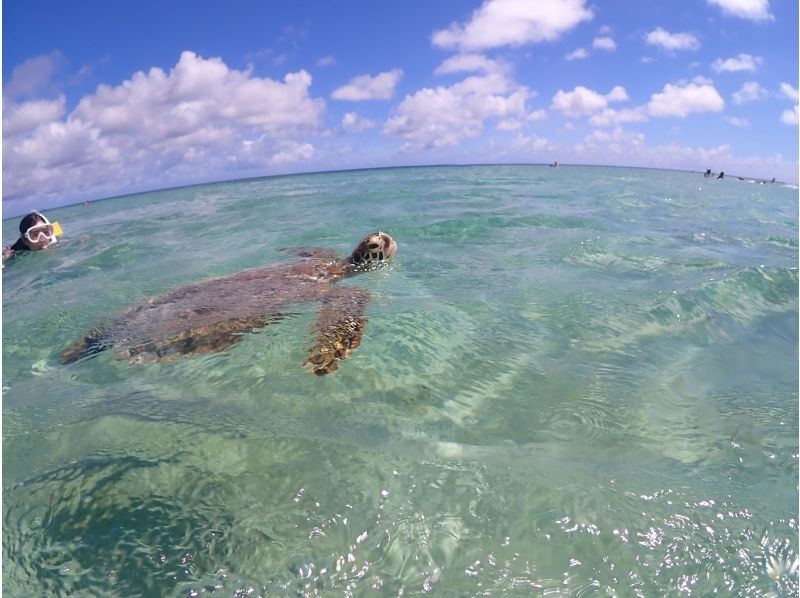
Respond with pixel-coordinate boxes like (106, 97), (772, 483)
(646, 266), (798, 330)
(395, 212), (601, 243)
(766, 235), (799, 249)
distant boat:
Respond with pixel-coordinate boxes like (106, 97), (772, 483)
(83, 200), (91, 205)
(549, 161), (559, 167)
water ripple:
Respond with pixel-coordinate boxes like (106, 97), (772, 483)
(3, 165), (796, 595)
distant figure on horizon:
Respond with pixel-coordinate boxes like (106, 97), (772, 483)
(704, 168), (712, 177)
(717, 171), (725, 180)
(3, 211), (62, 263)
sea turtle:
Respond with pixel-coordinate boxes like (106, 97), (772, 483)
(60, 231), (398, 375)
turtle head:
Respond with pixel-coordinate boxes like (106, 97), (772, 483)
(348, 231), (397, 271)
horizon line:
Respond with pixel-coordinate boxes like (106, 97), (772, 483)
(2, 161), (793, 221)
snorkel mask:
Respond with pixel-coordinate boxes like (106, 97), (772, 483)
(23, 210), (62, 245)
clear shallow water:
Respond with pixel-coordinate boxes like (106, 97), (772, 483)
(3, 165), (798, 596)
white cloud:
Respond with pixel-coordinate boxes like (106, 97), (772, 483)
(732, 81), (769, 104)
(244, 48), (292, 68)
(9, 119), (109, 171)
(552, 87), (605, 116)
(271, 141), (315, 164)
(777, 83), (797, 125)
(647, 81), (725, 117)
(432, 0), (593, 51)
(551, 85), (628, 117)
(496, 119), (524, 131)
(434, 53), (508, 76)
(645, 28), (700, 52)
(706, 0), (773, 21)
(72, 52), (323, 135)
(384, 72), (529, 150)
(565, 48), (589, 61)
(691, 75), (714, 85)
(725, 116), (750, 127)
(593, 36), (616, 51)
(780, 106), (799, 126)
(527, 109), (548, 121)
(512, 133), (554, 153)
(3, 51), (325, 204)
(487, 108), (546, 132)
(712, 53), (763, 73)
(3, 95), (66, 136)
(606, 86), (629, 102)
(583, 127), (645, 150)
(341, 112), (376, 133)
(589, 106), (648, 127)
(4, 51), (64, 99)
(779, 83), (799, 102)
(331, 69), (403, 101)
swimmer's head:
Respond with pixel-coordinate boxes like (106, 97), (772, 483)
(19, 212), (46, 234)
(19, 211), (56, 250)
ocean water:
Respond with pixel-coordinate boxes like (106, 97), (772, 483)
(2, 165), (797, 596)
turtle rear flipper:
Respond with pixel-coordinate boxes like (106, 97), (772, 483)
(304, 286), (370, 375)
(116, 313), (290, 363)
(60, 334), (111, 364)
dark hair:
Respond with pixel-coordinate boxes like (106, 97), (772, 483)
(19, 212), (46, 234)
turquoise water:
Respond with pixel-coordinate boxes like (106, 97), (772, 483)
(3, 165), (798, 595)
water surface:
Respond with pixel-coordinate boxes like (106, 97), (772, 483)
(3, 165), (798, 595)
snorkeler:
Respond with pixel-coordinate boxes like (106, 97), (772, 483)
(3, 211), (63, 263)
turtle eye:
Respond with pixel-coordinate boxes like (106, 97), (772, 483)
(368, 242), (379, 250)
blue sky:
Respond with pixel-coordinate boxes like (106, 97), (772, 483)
(3, 0), (798, 215)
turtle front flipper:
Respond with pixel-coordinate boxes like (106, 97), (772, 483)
(304, 286), (370, 375)
(277, 247), (340, 259)
(116, 313), (289, 363)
